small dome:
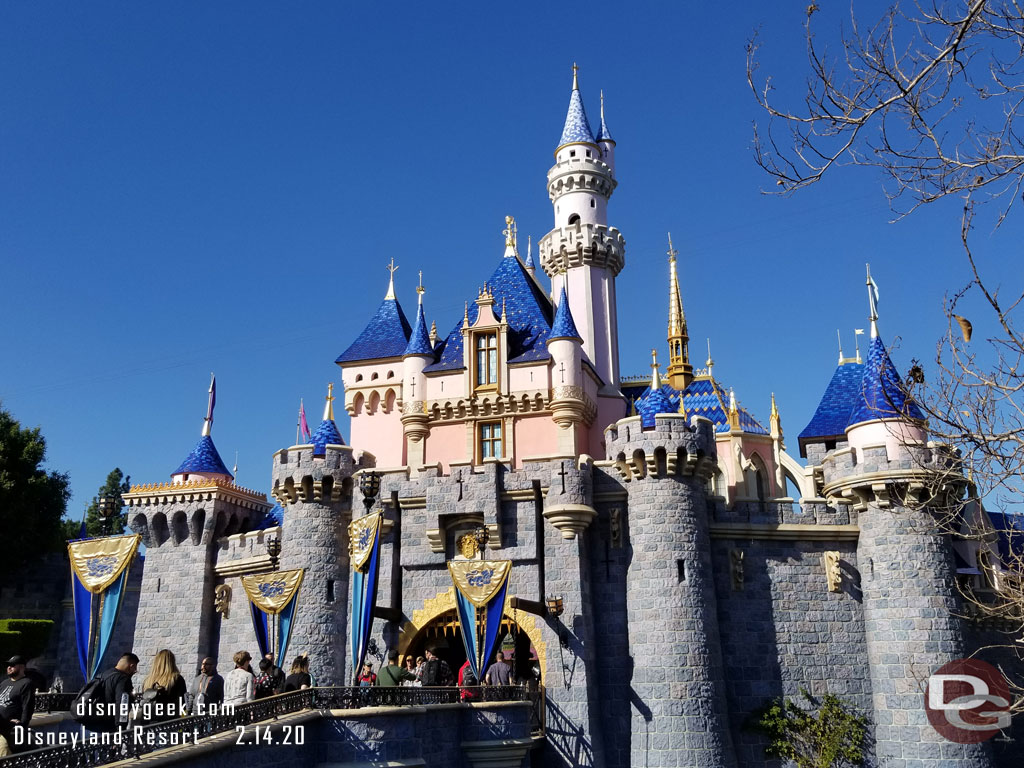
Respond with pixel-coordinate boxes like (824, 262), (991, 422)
(172, 435), (233, 479)
(310, 418), (345, 457)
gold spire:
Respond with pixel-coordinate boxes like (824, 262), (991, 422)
(462, 301), (470, 328)
(416, 270), (425, 305)
(769, 392), (782, 441)
(728, 387), (741, 430)
(665, 233), (693, 389)
(572, 62), (579, 90)
(385, 259), (399, 300)
(706, 338), (714, 375)
(429, 320), (438, 345)
(503, 215), (516, 248)
(650, 348), (662, 390)
(324, 382), (335, 421)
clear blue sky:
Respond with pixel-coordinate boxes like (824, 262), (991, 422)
(2, 2), (1018, 517)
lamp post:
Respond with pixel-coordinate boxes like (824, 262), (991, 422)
(265, 537), (282, 570)
(358, 471), (381, 516)
(472, 524), (489, 556)
(97, 496), (117, 537)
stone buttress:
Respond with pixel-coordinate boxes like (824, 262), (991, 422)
(605, 413), (737, 767)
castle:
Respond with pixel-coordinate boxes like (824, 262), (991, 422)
(46, 68), (1018, 768)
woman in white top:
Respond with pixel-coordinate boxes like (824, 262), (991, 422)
(223, 650), (255, 706)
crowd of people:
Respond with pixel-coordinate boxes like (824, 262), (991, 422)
(0, 644), (538, 755)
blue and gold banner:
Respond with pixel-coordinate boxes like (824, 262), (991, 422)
(349, 512), (383, 681)
(447, 560), (512, 681)
(68, 535), (141, 680)
(241, 569), (304, 668)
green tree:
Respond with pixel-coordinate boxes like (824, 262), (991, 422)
(0, 404), (70, 582)
(66, 468), (132, 538)
(749, 690), (868, 768)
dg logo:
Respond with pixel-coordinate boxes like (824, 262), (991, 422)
(925, 658), (1011, 743)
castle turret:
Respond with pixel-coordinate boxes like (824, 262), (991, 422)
(596, 89), (615, 173)
(605, 411), (737, 767)
(539, 65), (625, 394)
(270, 411), (371, 685)
(547, 286), (585, 454)
(820, 273), (993, 767)
(402, 273), (434, 470)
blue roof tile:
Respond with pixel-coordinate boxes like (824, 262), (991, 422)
(636, 384), (676, 428)
(798, 361), (865, 456)
(424, 255), (554, 373)
(558, 86), (596, 150)
(622, 376), (768, 435)
(255, 503), (285, 530)
(549, 287), (581, 342)
(987, 511), (1024, 566)
(310, 418), (345, 456)
(336, 297), (412, 364)
(172, 435), (233, 478)
(848, 335), (924, 427)
(404, 301), (434, 357)
(596, 101), (613, 143)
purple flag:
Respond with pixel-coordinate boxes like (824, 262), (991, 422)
(206, 375), (216, 424)
(299, 399), (311, 442)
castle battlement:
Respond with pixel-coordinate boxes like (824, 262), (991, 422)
(538, 222), (626, 276)
(547, 155), (616, 199)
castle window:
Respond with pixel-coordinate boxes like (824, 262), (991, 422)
(586, 149), (592, 157)
(475, 332), (498, 390)
(479, 421), (503, 461)
(590, 199), (595, 207)
(570, 150), (576, 158)
(568, 213), (580, 225)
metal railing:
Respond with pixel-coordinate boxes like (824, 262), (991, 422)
(32, 693), (76, 714)
(1, 685), (544, 768)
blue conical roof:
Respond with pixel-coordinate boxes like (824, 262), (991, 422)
(557, 85), (596, 150)
(847, 335), (924, 427)
(798, 360), (865, 457)
(596, 98), (613, 143)
(255, 503), (285, 530)
(310, 418), (345, 456)
(636, 385), (676, 428)
(336, 296), (412, 363)
(548, 287), (581, 342)
(172, 435), (233, 479)
(404, 301), (434, 357)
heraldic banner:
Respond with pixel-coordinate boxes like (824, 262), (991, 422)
(241, 569), (304, 668)
(349, 511), (383, 682)
(68, 534), (141, 680)
(447, 559), (512, 681)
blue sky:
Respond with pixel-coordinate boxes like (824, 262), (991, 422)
(2, 2), (1018, 517)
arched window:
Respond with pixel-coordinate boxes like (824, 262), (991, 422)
(568, 213), (581, 225)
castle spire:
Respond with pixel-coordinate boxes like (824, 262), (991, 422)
(665, 233), (693, 389)
(650, 348), (662, 390)
(866, 263), (880, 338)
(323, 382), (335, 421)
(404, 273), (434, 357)
(557, 64), (596, 153)
(596, 89), (614, 143)
(385, 258), (399, 300)
(201, 373), (216, 437)
(524, 235), (536, 274)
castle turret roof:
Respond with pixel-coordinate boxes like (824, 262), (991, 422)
(548, 287), (581, 342)
(172, 435), (233, 479)
(424, 253), (554, 373)
(557, 68), (596, 151)
(255, 503), (285, 530)
(847, 335), (924, 428)
(636, 385), (676, 428)
(404, 300), (434, 357)
(310, 418), (345, 456)
(797, 360), (865, 457)
(336, 289), (412, 364)
(622, 374), (768, 435)
(596, 90), (614, 143)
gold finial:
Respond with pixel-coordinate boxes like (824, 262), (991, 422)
(837, 329), (844, 365)
(501, 297), (507, 323)
(417, 270), (425, 303)
(729, 388), (738, 415)
(650, 348), (662, 389)
(324, 382), (335, 421)
(667, 232), (678, 263)
(572, 62), (579, 90)
(429, 320), (438, 344)
(771, 392), (778, 418)
(385, 258), (399, 300)
(463, 301), (470, 328)
(706, 338), (714, 371)
(503, 215), (516, 249)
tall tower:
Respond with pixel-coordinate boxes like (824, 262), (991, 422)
(665, 234), (693, 389)
(538, 65), (626, 393)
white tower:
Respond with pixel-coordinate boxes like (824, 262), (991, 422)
(538, 65), (625, 393)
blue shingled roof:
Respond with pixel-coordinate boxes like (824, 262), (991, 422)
(172, 435), (233, 478)
(848, 335), (924, 427)
(255, 503), (285, 530)
(336, 297), (412, 364)
(798, 361), (865, 456)
(636, 383), (676, 428)
(404, 301), (434, 357)
(987, 511), (1024, 567)
(424, 255), (554, 373)
(596, 104), (613, 143)
(310, 418), (344, 456)
(558, 86), (596, 149)
(621, 376), (768, 435)
(523, 247), (536, 271)
(549, 287), (581, 342)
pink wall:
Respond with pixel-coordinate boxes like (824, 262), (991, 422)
(424, 422), (468, 471)
(350, 387), (405, 467)
(514, 414), (559, 462)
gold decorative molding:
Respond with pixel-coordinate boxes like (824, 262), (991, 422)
(215, 554), (274, 577)
(709, 523), (859, 541)
(124, 478), (270, 510)
(214, 583), (232, 618)
(824, 551), (842, 592)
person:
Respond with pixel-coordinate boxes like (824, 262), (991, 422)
(262, 652), (286, 693)
(414, 655), (426, 682)
(401, 656), (419, 687)
(222, 651), (254, 706)
(484, 650), (514, 687)
(72, 652), (138, 733)
(139, 649), (187, 723)
(419, 648), (452, 687)
(284, 656), (312, 691)
(458, 659), (480, 701)
(188, 657), (224, 714)
(253, 659), (278, 699)
(377, 651), (416, 687)
(0, 656), (35, 756)
(357, 662), (376, 687)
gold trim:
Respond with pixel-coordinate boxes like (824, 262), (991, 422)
(709, 523), (859, 541)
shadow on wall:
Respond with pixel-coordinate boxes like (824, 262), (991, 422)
(543, 698), (595, 768)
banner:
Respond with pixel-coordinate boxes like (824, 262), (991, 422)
(447, 560), (512, 681)
(349, 512), (383, 682)
(241, 569), (304, 668)
(68, 535), (141, 680)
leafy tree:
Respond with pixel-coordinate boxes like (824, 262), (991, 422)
(81, 468), (131, 537)
(749, 690), (868, 768)
(0, 404), (70, 582)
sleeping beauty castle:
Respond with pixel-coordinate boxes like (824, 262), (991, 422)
(51, 69), (1018, 768)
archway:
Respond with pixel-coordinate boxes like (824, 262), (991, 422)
(397, 588), (547, 684)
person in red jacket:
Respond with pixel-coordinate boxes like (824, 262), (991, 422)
(458, 659), (480, 701)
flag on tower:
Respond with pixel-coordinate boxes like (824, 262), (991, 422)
(202, 374), (216, 436)
(299, 399), (311, 442)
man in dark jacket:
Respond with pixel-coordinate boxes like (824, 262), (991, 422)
(73, 652), (138, 733)
(188, 657), (224, 713)
(0, 656), (35, 755)
(377, 650), (416, 687)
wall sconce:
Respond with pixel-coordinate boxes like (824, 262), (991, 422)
(265, 537), (282, 570)
(358, 471), (381, 515)
(473, 524), (490, 552)
(546, 596), (564, 618)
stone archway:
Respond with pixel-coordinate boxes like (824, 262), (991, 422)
(398, 587), (547, 681)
